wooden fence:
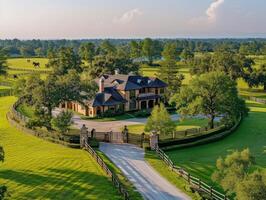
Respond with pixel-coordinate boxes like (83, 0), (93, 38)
(155, 147), (230, 200)
(7, 67), (51, 73)
(248, 96), (266, 104)
(84, 142), (130, 200)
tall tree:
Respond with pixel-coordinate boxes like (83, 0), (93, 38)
(246, 64), (266, 91)
(130, 40), (142, 60)
(145, 103), (175, 136)
(159, 43), (184, 99)
(99, 40), (116, 55)
(79, 42), (96, 66)
(47, 47), (83, 75)
(142, 38), (155, 65)
(0, 49), (7, 76)
(171, 72), (247, 128)
(180, 48), (194, 63)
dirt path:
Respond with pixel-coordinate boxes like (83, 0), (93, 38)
(100, 143), (191, 200)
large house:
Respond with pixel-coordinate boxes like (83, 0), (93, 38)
(62, 74), (167, 117)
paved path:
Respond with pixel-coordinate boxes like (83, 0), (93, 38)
(100, 143), (191, 200)
(53, 108), (180, 132)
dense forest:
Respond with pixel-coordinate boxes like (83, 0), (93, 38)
(1, 38), (266, 57)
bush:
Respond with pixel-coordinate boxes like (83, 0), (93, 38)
(89, 138), (99, 148)
(101, 109), (124, 118)
(134, 109), (150, 118)
(51, 110), (73, 133)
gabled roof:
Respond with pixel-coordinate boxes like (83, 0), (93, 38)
(88, 74), (167, 107)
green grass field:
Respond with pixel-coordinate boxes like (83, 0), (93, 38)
(165, 101), (266, 186)
(0, 96), (122, 200)
(7, 58), (49, 70)
(127, 118), (208, 134)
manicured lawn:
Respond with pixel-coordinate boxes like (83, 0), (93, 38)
(7, 58), (49, 70)
(127, 118), (208, 134)
(0, 96), (122, 200)
(165, 101), (266, 187)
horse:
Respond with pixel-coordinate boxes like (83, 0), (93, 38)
(32, 62), (40, 68)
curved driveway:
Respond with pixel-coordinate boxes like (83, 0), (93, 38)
(100, 143), (191, 200)
(53, 108), (180, 132)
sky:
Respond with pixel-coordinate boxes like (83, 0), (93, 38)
(0, 0), (266, 39)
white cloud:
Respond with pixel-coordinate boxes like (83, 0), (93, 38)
(113, 8), (142, 24)
(206, 0), (225, 22)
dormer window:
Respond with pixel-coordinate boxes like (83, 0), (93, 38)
(148, 80), (151, 84)
(137, 79), (141, 84)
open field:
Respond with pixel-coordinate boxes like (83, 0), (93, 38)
(7, 58), (49, 70)
(0, 96), (122, 200)
(165, 101), (266, 187)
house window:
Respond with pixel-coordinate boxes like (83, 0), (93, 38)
(160, 88), (164, 94)
(129, 90), (136, 98)
(155, 88), (158, 94)
(139, 88), (146, 94)
(129, 100), (137, 110)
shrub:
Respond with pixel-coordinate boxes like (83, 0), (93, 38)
(51, 110), (73, 133)
(134, 109), (150, 118)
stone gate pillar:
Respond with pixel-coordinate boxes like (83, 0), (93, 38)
(150, 131), (159, 150)
(80, 124), (89, 148)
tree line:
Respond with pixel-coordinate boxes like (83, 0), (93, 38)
(1, 38), (266, 58)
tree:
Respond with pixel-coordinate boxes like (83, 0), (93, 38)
(145, 103), (175, 135)
(246, 64), (266, 91)
(90, 54), (138, 78)
(212, 149), (266, 199)
(212, 149), (255, 195)
(19, 46), (34, 57)
(0, 49), (7, 76)
(235, 170), (266, 200)
(52, 110), (73, 133)
(191, 51), (254, 80)
(99, 40), (116, 55)
(79, 42), (95, 66)
(34, 47), (43, 57)
(142, 38), (155, 65)
(130, 40), (142, 60)
(171, 72), (247, 128)
(159, 43), (184, 99)
(0, 146), (6, 199)
(47, 47), (83, 75)
(180, 48), (194, 63)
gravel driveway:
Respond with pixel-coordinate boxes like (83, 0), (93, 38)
(100, 143), (191, 200)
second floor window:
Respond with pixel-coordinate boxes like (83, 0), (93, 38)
(130, 90), (136, 98)
(139, 88), (146, 94)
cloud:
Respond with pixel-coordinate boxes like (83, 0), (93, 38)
(206, 0), (225, 22)
(189, 0), (224, 26)
(113, 8), (142, 24)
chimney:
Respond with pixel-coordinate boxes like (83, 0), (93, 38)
(114, 69), (120, 75)
(99, 77), (104, 93)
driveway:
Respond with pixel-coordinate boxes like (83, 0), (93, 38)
(100, 143), (191, 200)
(53, 108), (180, 132)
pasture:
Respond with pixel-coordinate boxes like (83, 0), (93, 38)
(0, 97), (122, 200)
(165, 101), (266, 186)
(7, 58), (49, 70)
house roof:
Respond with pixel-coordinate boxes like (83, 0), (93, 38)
(96, 74), (167, 91)
(87, 74), (167, 107)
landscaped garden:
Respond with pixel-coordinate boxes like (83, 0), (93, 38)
(0, 96), (122, 200)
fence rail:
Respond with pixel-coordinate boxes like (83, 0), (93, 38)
(248, 96), (266, 104)
(155, 146), (230, 200)
(84, 142), (130, 200)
